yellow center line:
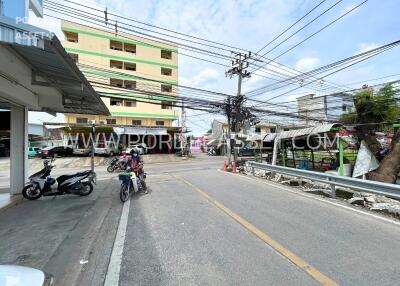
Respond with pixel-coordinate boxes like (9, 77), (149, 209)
(177, 176), (339, 286)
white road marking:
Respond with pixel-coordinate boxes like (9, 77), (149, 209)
(219, 169), (400, 227)
(104, 198), (130, 286)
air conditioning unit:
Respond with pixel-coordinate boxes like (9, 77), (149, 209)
(98, 120), (106, 125)
(88, 120), (96, 124)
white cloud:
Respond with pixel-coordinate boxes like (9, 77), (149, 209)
(242, 73), (265, 93)
(294, 57), (320, 72)
(181, 68), (220, 87)
(341, 4), (356, 15)
(356, 43), (379, 54)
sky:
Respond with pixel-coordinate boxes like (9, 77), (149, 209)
(27, 0), (400, 136)
(3, 0), (27, 18)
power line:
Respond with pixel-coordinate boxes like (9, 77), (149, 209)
(44, 0), (346, 93)
(251, 0), (369, 75)
(254, 0), (328, 55)
(257, 42), (399, 104)
(253, 0), (343, 63)
(45, 0), (241, 60)
(57, 0), (252, 54)
(43, 3), (234, 66)
(247, 39), (400, 98)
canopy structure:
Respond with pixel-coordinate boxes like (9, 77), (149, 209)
(0, 35), (110, 115)
(114, 127), (168, 136)
(263, 124), (343, 142)
(0, 30), (110, 195)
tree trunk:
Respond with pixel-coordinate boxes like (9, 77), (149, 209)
(367, 129), (400, 183)
(355, 125), (381, 154)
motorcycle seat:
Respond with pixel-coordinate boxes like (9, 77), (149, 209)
(57, 170), (92, 184)
(29, 168), (51, 179)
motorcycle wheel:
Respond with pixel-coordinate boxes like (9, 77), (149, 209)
(22, 184), (42, 200)
(79, 183), (94, 196)
(140, 179), (147, 190)
(107, 166), (115, 173)
(120, 184), (130, 202)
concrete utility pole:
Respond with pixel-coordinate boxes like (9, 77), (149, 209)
(226, 95), (232, 165)
(180, 103), (187, 156)
(226, 52), (252, 164)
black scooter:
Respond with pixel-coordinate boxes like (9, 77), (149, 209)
(107, 157), (129, 173)
(22, 159), (96, 200)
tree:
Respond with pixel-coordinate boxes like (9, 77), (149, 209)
(339, 83), (400, 183)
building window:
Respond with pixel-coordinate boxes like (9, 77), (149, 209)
(161, 84), (172, 92)
(132, 120), (141, 126)
(161, 50), (172, 59)
(76, 117), (88, 124)
(124, 43), (136, 53)
(110, 60), (123, 69)
(124, 100), (136, 107)
(106, 118), (116, 125)
(110, 78), (123, 87)
(110, 40), (123, 51)
(124, 62), (136, 71)
(255, 127), (261, 133)
(64, 31), (78, 43)
(110, 99), (123, 106)
(342, 105), (347, 112)
(161, 102), (172, 110)
(270, 127), (276, 133)
(161, 67), (172, 76)
(156, 120), (164, 126)
(68, 53), (79, 63)
(124, 80), (136, 90)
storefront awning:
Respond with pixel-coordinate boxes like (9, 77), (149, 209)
(207, 139), (219, 147)
(114, 127), (167, 135)
(0, 35), (110, 115)
(263, 124), (343, 142)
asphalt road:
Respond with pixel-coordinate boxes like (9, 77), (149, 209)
(1, 156), (400, 285)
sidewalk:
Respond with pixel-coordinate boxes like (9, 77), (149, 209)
(0, 179), (122, 285)
(0, 193), (23, 212)
(0, 193), (10, 209)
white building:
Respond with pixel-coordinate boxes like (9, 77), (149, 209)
(297, 93), (354, 126)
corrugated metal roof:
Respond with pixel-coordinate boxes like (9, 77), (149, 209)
(263, 133), (277, 142)
(263, 124), (342, 142)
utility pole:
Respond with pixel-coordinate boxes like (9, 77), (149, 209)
(226, 52), (252, 164)
(226, 95), (232, 165)
(180, 103), (187, 156)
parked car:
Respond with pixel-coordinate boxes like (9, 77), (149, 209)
(0, 265), (54, 286)
(28, 147), (42, 157)
(73, 148), (91, 156)
(37, 146), (73, 158)
(233, 146), (255, 157)
(126, 144), (147, 155)
(95, 142), (118, 156)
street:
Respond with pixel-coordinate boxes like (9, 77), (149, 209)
(1, 157), (400, 285)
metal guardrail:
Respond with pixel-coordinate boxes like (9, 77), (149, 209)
(248, 161), (400, 200)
